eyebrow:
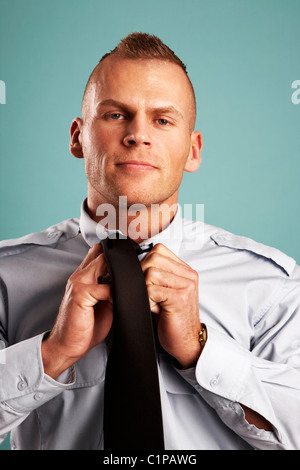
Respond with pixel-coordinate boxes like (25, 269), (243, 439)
(96, 99), (184, 120)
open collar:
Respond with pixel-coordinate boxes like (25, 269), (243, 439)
(79, 199), (184, 258)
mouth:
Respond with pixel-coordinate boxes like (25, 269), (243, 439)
(116, 160), (158, 171)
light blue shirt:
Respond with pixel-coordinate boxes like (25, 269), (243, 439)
(0, 200), (300, 450)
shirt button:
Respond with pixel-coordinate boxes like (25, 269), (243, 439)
(210, 375), (220, 387)
(17, 380), (27, 391)
(47, 231), (58, 239)
(34, 392), (44, 401)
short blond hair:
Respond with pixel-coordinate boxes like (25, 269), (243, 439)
(100, 32), (188, 72)
(83, 33), (196, 129)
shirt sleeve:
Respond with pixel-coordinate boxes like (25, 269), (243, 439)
(0, 332), (75, 442)
(178, 267), (300, 450)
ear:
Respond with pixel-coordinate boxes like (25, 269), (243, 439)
(184, 131), (202, 173)
(70, 117), (83, 159)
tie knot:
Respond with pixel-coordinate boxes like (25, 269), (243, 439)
(101, 234), (153, 256)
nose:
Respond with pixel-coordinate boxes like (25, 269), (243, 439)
(122, 117), (151, 147)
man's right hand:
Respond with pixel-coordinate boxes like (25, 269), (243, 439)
(41, 243), (113, 379)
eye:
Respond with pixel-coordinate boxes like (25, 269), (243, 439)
(157, 118), (169, 126)
(109, 113), (124, 120)
(105, 112), (126, 121)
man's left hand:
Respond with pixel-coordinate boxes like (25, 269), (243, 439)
(141, 243), (202, 369)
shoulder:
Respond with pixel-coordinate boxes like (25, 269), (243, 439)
(208, 225), (296, 277)
(182, 218), (296, 277)
(0, 218), (80, 259)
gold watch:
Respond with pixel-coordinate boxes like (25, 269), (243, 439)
(198, 324), (207, 350)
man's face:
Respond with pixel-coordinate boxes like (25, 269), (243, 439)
(71, 57), (201, 210)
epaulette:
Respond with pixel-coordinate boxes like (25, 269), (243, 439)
(211, 231), (296, 276)
(0, 218), (79, 258)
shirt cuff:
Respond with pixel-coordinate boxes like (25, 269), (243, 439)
(174, 324), (250, 400)
(177, 325), (286, 449)
(0, 332), (75, 413)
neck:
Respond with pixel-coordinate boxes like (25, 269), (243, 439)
(87, 195), (178, 243)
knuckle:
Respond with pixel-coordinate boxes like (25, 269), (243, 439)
(68, 273), (77, 283)
(191, 269), (199, 283)
(144, 266), (158, 283)
(146, 251), (160, 266)
(148, 265), (158, 277)
(186, 282), (195, 295)
(154, 243), (164, 251)
(178, 289), (189, 304)
(185, 266), (198, 283)
(180, 284), (194, 303)
(66, 279), (82, 298)
(150, 243), (165, 257)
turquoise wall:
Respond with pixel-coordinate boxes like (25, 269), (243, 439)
(0, 0), (299, 450)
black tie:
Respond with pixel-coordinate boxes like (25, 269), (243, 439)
(100, 236), (165, 450)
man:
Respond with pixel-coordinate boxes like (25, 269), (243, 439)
(0, 33), (299, 450)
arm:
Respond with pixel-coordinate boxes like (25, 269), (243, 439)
(241, 406), (272, 432)
(141, 243), (300, 448)
(41, 243), (112, 379)
(0, 243), (111, 440)
(188, 321), (300, 449)
(0, 332), (75, 442)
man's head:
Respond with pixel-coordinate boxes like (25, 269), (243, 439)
(82, 33), (197, 131)
(70, 33), (202, 213)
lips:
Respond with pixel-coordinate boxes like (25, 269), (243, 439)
(116, 160), (158, 170)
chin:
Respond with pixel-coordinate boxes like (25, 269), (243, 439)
(109, 186), (149, 207)
(117, 195), (153, 208)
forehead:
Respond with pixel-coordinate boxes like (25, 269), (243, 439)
(83, 57), (194, 122)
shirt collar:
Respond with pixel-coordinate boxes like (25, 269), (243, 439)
(79, 199), (183, 257)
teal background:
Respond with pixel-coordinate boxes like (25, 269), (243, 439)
(0, 0), (299, 450)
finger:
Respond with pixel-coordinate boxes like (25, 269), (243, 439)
(72, 248), (108, 284)
(79, 253), (108, 284)
(148, 243), (190, 268)
(145, 266), (191, 290)
(149, 300), (161, 314)
(77, 243), (103, 271)
(147, 284), (198, 320)
(147, 284), (173, 314)
(86, 283), (113, 305)
(72, 281), (113, 308)
(142, 251), (197, 282)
